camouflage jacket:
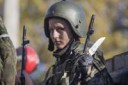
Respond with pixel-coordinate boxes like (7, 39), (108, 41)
(44, 40), (113, 85)
(0, 17), (17, 85)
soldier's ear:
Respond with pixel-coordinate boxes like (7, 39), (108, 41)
(48, 38), (54, 51)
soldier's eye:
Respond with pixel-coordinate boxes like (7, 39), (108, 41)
(57, 27), (64, 32)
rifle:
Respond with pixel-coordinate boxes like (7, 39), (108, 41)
(70, 15), (95, 85)
(83, 14), (95, 53)
(20, 25), (30, 85)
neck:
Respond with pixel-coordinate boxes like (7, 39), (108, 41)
(53, 39), (80, 60)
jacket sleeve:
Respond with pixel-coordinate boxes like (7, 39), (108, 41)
(0, 17), (17, 85)
(1, 39), (17, 85)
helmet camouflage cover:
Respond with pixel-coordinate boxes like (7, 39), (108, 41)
(44, 0), (86, 38)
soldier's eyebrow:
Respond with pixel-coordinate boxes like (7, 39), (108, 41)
(55, 23), (64, 28)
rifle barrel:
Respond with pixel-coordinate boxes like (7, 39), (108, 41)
(83, 14), (95, 53)
(20, 25), (30, 85)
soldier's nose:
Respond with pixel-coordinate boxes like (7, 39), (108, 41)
(53, 30), (59, 39)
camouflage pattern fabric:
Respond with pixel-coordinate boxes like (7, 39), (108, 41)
(44, 40), (113, 85)
(0, 17), (17, 85)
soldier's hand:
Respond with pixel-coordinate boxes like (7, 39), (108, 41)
(78, 53), (93, 75)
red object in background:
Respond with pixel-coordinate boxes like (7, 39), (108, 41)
(16, 45), (40, 74)
(25, 46), (39, 73)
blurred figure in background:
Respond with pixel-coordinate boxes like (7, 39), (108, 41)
(16, 45), (47, 85)
(0, 17), (17, 85)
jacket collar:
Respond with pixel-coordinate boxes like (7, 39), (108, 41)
(53, 39), (80, 60)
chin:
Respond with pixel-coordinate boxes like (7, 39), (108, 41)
(56, 45), (65, 49)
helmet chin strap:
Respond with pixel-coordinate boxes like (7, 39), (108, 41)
(48, 38), (54, 51)
(0, 34), (9, 38)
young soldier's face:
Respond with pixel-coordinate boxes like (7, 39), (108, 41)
(49, 18), (73, 49)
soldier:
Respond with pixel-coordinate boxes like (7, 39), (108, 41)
(43, 1), (113, 85)
(0, 17), (17, 85)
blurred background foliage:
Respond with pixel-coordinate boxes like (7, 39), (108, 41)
(0, 0), (128, 65)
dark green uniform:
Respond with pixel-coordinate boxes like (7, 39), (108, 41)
(43, 1), (113, 85)
(43, 40), (113, 85)
(0, 17), (17, 85)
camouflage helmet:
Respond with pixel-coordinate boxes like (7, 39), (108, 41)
(44, 0), (86, 38)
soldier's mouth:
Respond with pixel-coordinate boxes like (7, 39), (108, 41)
(55, 41), (61, 45)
